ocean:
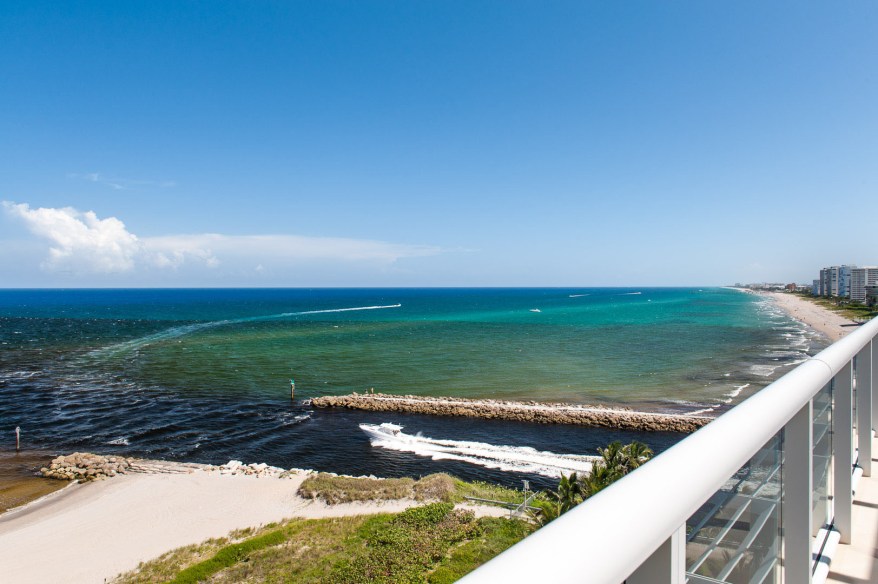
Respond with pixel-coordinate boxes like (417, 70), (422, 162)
(0, 288), (822, 489)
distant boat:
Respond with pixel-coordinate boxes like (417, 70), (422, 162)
(529, 308), (541, 313)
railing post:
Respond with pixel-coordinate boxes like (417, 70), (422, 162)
(858, 342), (873, 477)
(626, 524), (685, 584)
(833, 361), (854, 544)
(872, 339), (877, 433)
(784, 399), (813, 584)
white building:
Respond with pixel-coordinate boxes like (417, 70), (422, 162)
(819, 265), (856, 297)
(850, 266), (878, 302)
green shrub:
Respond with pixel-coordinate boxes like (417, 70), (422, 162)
(396, 501), (454, 526)
(168, 529), (287, 584)
(429, 517), (534, 583)
(329, 503), (479, 584)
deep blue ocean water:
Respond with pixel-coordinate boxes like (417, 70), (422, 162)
(0, 288), (821, 488)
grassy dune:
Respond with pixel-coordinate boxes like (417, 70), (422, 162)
(113, 503), (534, 583)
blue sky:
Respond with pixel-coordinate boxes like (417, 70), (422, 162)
(1, 1), (876, 287)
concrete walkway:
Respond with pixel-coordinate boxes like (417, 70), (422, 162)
(827, 435), (878, 584)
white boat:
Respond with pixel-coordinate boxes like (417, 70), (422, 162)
(359, 422), (405, 440)
(529, 308), (541, 313)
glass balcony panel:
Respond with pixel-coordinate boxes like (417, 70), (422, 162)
(812, 382), (833, 537)
(686, 432), (783, 584)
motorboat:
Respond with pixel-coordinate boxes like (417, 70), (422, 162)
(359, 422), (404, 440)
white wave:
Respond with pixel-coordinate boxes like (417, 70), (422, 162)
(87, 304), (401, 359)
(721, 383), (750, 404)
(620, 292), (642, 295)
(687, 406), (721, 416)
(568, 294), (589, 298)
(364, 426), (598, 478)
(107, 437), (130, 445)
(748, 363), (785, 377)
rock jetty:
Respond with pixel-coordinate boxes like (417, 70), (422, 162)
(41, 452), (134, 481)
(202, 460), (297, 479)
(312, 393), (713, 433)
(39, 453), (315, 482)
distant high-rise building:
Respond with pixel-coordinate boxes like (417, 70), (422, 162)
(819, 265), (856, 297)
(812, 279), (820, 296)
(850, 267), (878, 302)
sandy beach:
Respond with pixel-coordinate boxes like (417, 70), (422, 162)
(0, 467), (505, 584)
(763, 291), (858, 342)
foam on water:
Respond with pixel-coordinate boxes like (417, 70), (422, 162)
(363, 425), (599, 478)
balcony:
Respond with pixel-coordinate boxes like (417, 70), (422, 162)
(460, 317), (878, 584)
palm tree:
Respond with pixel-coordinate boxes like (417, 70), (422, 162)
(579, 461), (616, 497)
(548, 472), (582, 513)
(580, 440), (655, 499)
(621, 441), (653, 470)
(532, 499), (560, 525)
(539, 440), (656, 522)
(598, 441), (627, 475)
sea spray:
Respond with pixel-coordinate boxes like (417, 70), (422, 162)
(362, 423), (598, 478)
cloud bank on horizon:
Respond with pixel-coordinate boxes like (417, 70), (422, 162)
(2, 201), (442, 285)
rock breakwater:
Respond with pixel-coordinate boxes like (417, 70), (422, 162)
(202, 460), (304, 479)
(312, 393), (712, 433)
(41, 452), (134, 481)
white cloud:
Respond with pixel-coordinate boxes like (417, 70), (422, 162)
(3, 201), (141, 273)
(2, 201), (442, 279)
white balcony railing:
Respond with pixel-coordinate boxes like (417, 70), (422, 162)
(460, 316), (878, 584)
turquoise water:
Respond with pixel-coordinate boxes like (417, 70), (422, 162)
(0, 287), (821, 486)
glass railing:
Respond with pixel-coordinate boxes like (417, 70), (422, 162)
(686, 432), (782, 584)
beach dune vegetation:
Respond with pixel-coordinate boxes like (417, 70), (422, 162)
(112, 504), (535, 584)
(298, 472), (523, 506)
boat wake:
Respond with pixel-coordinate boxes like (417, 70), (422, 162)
(87, 304), (402, 359)
(361, 423), (598, 478)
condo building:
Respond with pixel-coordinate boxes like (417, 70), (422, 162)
(850, 266), (878, 302)
(818, 265), (855, 298)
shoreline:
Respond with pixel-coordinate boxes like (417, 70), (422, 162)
(0, 451), (69, 513)
(759, 291), (858, 342)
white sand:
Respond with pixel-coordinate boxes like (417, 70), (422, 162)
(764, 291), (857, 342)
(0, 470), (506, 584)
